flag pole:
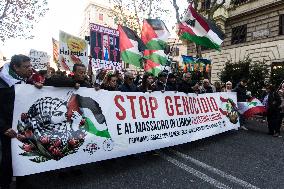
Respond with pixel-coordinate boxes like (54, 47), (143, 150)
(163, 38), (179, 91)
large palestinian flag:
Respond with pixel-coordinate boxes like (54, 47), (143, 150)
(178, 4), (224, 50)
(67, 95), (111, 138)
(118, 25), (145, 68)
(141, 19), (170, 76)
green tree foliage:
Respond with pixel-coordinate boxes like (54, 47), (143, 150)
(270, 66), (284, 88)
(219, 57), (269, 98)
(249, 61), (269, 98)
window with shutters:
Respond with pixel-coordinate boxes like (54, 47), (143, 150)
(125, 63), (129, 68)
(280, 15), (284, 35)
(175, 47), (179, 56)
(170, 47), (180, 56)
(231, 25), (247, 45)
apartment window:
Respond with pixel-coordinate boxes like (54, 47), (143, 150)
(170, 47), (180, 56)
(231, 25), (247, 45)
(280, 15), (284, 35)
(233, 0), (249, 5)
(99, 13), (104, 21)
(125, 63), (129, 69)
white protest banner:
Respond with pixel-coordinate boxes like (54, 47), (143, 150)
(29, 49), (50, 70)
(59, 31), (89, 71)
(12, 85), (239, 176)
(91, 58), (122, 71)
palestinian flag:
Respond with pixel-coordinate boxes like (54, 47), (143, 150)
(118, 25), (145, 68)
(144, 50), (163, 76)
(141, 19), (170, 76)
(237, 98), (266, 118)
(67, 95), (111, 138)
(141, 19), (170, 50)
(178, 4), (225, 50)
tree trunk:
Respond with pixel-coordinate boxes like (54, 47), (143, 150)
(196, 44), (202, 58)
(133, 0), (142, 34)
(148, 0), (153, 19)
(172, 0), (180, 23)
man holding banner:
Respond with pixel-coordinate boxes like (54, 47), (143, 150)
(0, 55), (38, 189)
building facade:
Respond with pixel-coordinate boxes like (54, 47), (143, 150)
(79, 2), (116, 39)
(188, 0), (284, 82)
(167, 38), (188, 70)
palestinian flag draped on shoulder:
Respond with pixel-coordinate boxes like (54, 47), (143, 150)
(178, 4), (224, 50)
(237, 98), (266, 118)
(118, 25), (145, 68)
(141, 19), (170, 76)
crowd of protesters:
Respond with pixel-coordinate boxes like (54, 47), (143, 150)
(0, 54), (284, 189)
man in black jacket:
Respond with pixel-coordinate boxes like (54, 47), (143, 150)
(233, 79), (248, 102)
(233, 78), (248, 130)
(165, 73), (178, 91)
(0, 55), (33, 189)
(155, 71), (167, 91)
(178, 73), (193, 93)
(201, 79), (214, 93)
(45, 64), (92, 88)
(266, 84), (282, 137)
(118, 71), (138, 92)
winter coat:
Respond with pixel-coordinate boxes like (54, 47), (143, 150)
(267, 91), (281, 117)
(45, 75), (92, 88)
(118, 83), (138, 92)
(233, 83), (247, 102)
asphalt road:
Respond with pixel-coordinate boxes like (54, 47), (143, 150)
(3, 119), (284, 189)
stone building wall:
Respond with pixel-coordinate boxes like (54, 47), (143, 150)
(188, 0), (284, 82)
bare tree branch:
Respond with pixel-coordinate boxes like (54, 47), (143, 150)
(0, 0), (10, 20)
(147, 0), (153, 18)
(187, 0), (199, 10)
(0, 0), (48, 42)
(172, 0), (180, 23)
(133, 0), (142, 33)
(209, 0), (226, 20)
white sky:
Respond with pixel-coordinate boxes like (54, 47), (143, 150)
(1, 0), (88, 59)
(1, 0), (188, 60)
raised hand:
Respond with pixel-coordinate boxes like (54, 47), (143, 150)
(4, 128), (17, 138)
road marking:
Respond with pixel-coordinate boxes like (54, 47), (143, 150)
(169, 149), (260, 189)
(158, 151), (232, 189)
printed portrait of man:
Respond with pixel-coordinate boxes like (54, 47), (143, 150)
(103, 34), (110, 61)
(90, 26), (120, 64)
